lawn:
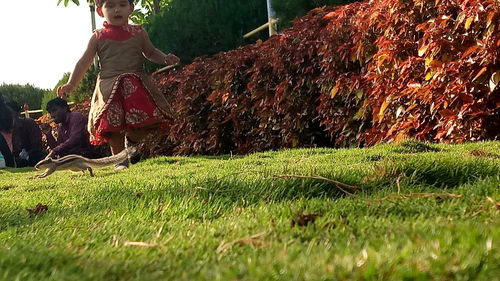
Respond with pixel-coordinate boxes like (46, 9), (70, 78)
(0, 140), (499, 281)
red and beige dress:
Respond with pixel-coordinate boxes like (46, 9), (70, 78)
(89, 21), (172, 144)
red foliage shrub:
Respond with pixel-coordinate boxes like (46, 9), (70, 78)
(154, 0), (500, 156)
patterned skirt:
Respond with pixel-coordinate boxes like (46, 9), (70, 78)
(92, 75), (167, 145)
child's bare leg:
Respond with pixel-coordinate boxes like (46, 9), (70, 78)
(109, 132), (129, 169)
(108, 132), (126, 155)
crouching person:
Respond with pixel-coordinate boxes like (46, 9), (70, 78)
(41, 98), (95, 158)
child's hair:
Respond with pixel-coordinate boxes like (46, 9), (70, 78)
(94, 0), (134, 8)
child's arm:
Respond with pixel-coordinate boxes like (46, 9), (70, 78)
(57, 34), (98, 98)
(141, 30), (180, 66)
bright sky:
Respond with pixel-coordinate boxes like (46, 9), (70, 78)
(0, 0), (105, 90)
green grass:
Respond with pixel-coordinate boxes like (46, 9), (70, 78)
(1, 140), (499, 281)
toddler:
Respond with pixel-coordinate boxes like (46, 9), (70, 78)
(58, 0), (179, 169)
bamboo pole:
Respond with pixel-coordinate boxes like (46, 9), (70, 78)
(266, 0), (277, 36)
(152, 65), (177, 75)
(243, 18), (278, 38)
(89, 1), (99, 67)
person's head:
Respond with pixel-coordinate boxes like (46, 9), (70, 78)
(95, 0), (134, 26)
(5, 100), (21, 114)
(4, 100), (21, 122)
(46, 98), (70, 124)
(0, 100), (13, 132)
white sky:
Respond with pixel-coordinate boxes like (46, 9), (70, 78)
(0, 0), (105, 90)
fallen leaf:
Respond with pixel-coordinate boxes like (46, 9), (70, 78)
(26, 203), (48, 216)
(291, 212), (321, 227)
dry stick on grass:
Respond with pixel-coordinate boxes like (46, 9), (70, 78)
(217, 231), (268, 253)
(396, 175), (402, 194)
(273, 174), (464, 204)
(365, 192), (463, 204)
(273, 174), (361, 197)
(123, 241), (160, 248)
(486, 196), (500, 210)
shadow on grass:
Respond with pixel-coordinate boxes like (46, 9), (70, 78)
(0, 167), (35, 174)
(2, 150), (499, 231)
(393, 157), (499, 188)
(0, 242), (182, 281)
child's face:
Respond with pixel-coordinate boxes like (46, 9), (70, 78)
(97, 0), (134, 26)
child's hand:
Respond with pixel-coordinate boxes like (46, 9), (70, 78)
(164, 54), (180, 66)
(57, 83), (75, 99)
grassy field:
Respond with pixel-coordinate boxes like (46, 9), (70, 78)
(0, 140), (499, 281)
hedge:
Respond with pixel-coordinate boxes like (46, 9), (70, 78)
(147, 0), (500, 156)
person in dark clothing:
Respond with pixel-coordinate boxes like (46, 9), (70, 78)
(42, 98), (95, 158)
(5, 101), (47, 167)
(41, 98), (95, 158)
(0, 95), (15, 167)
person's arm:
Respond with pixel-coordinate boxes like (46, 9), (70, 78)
(51, 114), (88, 156)
(57, 34), (98, 99)
(141, 29), (180, 66)
(40, 123), (57, 149)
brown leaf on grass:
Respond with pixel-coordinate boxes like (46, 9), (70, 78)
(435, 196), (445, 203)
(291, 212), (321, 227)
(486, 197), (500, 210)
(216, 231), (268, 253)
(1, 185), (14, 191)
(135, 192), (143, 198)
(26, 203), (48, 216)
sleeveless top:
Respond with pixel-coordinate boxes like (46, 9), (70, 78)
(88, 22), (172, 136)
